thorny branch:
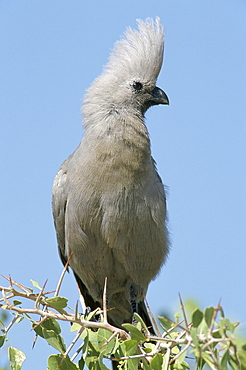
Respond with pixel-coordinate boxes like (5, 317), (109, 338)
(0, 275), (128, 341)
(0, 274), (243, 369)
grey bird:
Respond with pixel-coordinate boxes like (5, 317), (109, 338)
(52, 17), (169, 334)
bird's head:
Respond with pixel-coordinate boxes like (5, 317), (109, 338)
(83, 17), (168, 124)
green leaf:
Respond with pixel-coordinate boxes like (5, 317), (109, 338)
(122, 323), (146, 342)
(133, 313), (148, 332)
(142, 357), (151, 370)
(30, 279), (42, 290)
(34, 319), (66, 353)
(43, 329), (66, 353)
(201, 351), (217, 370)
(157, 315), (173, 330)
(127, 357), (139, 370)
(8, 347), (26, 370)
(142, 342), (155, 353)
(78, 356), (85, 370)
(190, 327), (199, 350)
(48, 354), (79, 370)
(150, 353), (163, 370)
(204, 307), (214, 327)
(46, 296), (68, 310)
(84, 307), (101, 321)
(98, 350), (111, 370)
(36, 318), (61, 334)
(192, 308), (203, 328)
(239, 343), (246, 369)
(13, 300), (22, 306)
(15, 316), (24, 324)
(0, 335), (6, 348)
(174, 348), (187, 364)
(97, 328), (119, 355)
(119, 339), (138, 354)
(220, 348), (229, 368)
(224, 318), (236, 332)
(228, 353), (240, 370)
(70, 322), (82, 332)
(84, 354), (100, 370)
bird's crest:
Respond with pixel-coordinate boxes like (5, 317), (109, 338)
(105, 17), (164, 82)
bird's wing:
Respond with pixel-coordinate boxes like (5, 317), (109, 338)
(52, 159), (101, 311)
(52, 162), (69, 266)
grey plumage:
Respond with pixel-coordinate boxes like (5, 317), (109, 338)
(52, 17), (169, 332)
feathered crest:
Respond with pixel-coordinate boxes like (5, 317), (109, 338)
(105, 17), (164, 82)
(82, 18), (165, 124)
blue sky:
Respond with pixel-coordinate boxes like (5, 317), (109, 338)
(1, 1), (245, 369)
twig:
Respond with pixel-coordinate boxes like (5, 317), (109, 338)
(163, 347), (171, 370)
(0, 274), (30, 294)
(34, 279), (48, 309)
(100, 331), (118, 349)
(178, 293), (189, 331)
(168, 339), (192, 364)
(1, 303), (128, 340)
(145, 297), (160, 336)
(64, 326), (85, 359)
(4, 315), (19, 334)
(55, 254), (73, 297)
(75, 300), (79, 321)
(0, 285), (53, 304)
(103, 277), (108, 323)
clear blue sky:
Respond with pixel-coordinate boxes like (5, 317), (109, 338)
(1, 1), (245, 369)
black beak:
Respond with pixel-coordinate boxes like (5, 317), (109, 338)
(150, 86), (169, 105)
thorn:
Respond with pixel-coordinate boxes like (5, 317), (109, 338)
(145, 297), (160, 336)
(55, 253), (73, 297)
(75, 300), (79, 321)
(103, 277), (108, 323)
(34, 279), (48, 309)
(178, 293), (189, 330)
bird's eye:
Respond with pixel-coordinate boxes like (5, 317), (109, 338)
(132, 82), (143, 91)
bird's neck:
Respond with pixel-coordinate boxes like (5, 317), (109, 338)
(83, 112), (152, 173)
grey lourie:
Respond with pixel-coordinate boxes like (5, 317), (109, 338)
(52, 17), (169, 339)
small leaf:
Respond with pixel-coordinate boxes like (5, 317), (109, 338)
(15, 316), (24, 324)
(30, 279), (42, 290)
(190, 327), (199, 350)
(70, 323), (82, 332)
(8, 347), (26, 370)
(201, 351), (217, 370)
(13, 300), (22, 306)
(98, 350), (111, 370)
(228, 353), (240, 370)
(127, 357), (139, 370)
(142, 342), (155, 353)
(34, 319), (66, 353)
(38, 318), (61, 334)
(46, 296), (68, 310)
(157, 315), (172, 330)
(122, 323), (146, 342)
(192, 308), (203, 328)
(204, 307), (214, 327)
(220, 349), (229, 367)
(119, 339), (138, 354)
(97, 328), (118, 355)
(239, 342), (246, 369)
(84, 307), (101, 321)
(150, 353), (163, 370)
(48, 354), (79, 370)
(0, 335), (6, 348)
(224, 318), (236, 332)
(133, 313), (148, 332)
